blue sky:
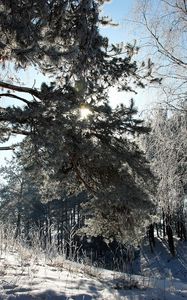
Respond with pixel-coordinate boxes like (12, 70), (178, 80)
(100, 0), (133, 43)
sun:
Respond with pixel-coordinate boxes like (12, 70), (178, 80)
(79, 105), (92, 120)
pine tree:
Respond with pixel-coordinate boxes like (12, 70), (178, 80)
(0, 158), (45, 239)
(0, 0), (155, 242)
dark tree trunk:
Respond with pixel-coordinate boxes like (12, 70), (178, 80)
(176, 220), (180, 238)
(14, 211), (21, 239)
(148, 223), (155, 252)
(60, 221), (64, 252)
(46, 202), (52, 245)
(181, 221), (187, 241)
(25, 220), (31, 245)
(57, 221), (60, 252)
(49, 218), (52, 245)
(77, 204), (80, 227)
(156, 223), (160, 238)
(162, 211), (166, 237)
(166, 224), (175, 256)
(60, 200), (64, 252)
(73, 205), (76, 225)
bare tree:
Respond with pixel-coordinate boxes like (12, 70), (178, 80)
(141, 106), (187, 255)
(129, 0), (187, 111)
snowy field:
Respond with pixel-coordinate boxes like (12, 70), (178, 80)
(0, 238), (187, 299)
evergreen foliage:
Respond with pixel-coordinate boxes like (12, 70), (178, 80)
(0, 0), (155, 241)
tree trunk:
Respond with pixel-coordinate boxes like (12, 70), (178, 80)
(181, 221), (187, 241)
(166, 224), (175, 256)
(148, 223), (155, 252)
(57, 221), (60, 252)
(14, 211), (21, 239)
(162, 211), (166, 237)
(156, 223), (160, 238)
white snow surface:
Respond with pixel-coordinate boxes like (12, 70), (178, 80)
(0, 239), (187, 299)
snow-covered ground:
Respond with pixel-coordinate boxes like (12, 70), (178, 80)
(0, 239), (187, 299)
